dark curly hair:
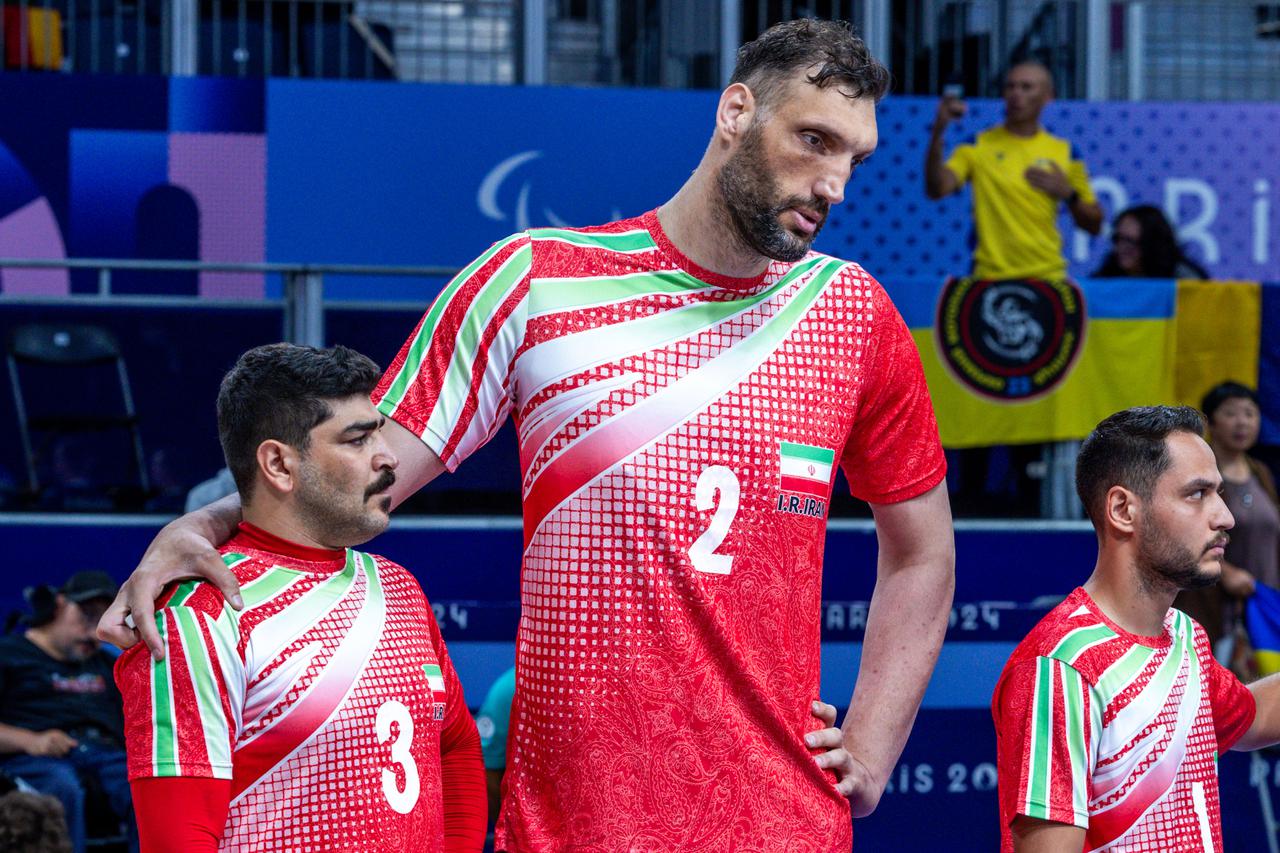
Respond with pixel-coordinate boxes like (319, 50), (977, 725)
(0, 791), (72, 853)
(730, 19), (890, 110)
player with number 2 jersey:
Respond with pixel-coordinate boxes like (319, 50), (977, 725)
(374, 210), (947, 850)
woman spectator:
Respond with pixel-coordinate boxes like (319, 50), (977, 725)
(1175, 382), (1279, 674)
(1094, 204), (1209, 278)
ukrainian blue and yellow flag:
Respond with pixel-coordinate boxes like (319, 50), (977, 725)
(881, 277), (1271, 447)
(1247, 582), (1280, 677)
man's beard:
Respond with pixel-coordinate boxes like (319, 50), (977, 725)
(1135, 514), (1225, 593)
(715, 123), (828, 263)
(295, 465), (395, 548)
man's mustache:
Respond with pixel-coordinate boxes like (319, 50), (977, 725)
(1205, 534), (1230, 553)
(365, 469), (396, 500)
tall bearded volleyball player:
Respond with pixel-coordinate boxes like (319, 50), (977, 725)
(102, 20), (956, 851)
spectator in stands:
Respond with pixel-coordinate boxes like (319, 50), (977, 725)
(0, 786), (73, 853)
(0, 572), (133, 853)
(474, 666), (516, 831)
(925, 59), (1103, 281)
(925, 61), (1105, 522)
(1093, 204), (1209, 279)
(1175, 381), (1276, 669)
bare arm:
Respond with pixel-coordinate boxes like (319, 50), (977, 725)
(1233, 673), (1280, 751)
(1010, 815), (1087, 852)
(1067, 197), (1104, 236)
(0, 722), (77, 756)
(825, 481), (954, 817)
(924, 98), (965, 199)
(98, 417), (446, 658)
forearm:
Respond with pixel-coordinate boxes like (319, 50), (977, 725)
(1069, 200), (1103, 235)
(161, 493), (242, 549)
(924, 127), (953, 199)
(0, 722), (35, 754)
(842, 550), (954, 792)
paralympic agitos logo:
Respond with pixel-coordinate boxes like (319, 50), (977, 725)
(935, 277), (1085, 401)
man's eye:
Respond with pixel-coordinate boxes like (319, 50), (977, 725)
(349, 435), (368, 447)
(1189, 489), (1204, 500)
(802, 133), (822, 148)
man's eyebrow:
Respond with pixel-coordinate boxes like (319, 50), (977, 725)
(341, 418), (382, 434)
(1184, 477), (1219, 492)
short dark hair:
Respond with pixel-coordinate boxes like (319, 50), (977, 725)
(1201, 380), (1259, 423)
(217, 343), (382, 501)
(730, 19), (890, 110)
(1075, 406), (1206, 526)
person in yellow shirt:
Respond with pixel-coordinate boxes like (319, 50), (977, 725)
(925, 61), (1103, 281)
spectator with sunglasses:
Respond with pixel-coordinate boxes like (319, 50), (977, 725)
(1094, 204), (1209, 279)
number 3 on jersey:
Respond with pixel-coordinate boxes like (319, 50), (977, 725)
(690, 465), (741, 575)
(376, 699), (420, 814)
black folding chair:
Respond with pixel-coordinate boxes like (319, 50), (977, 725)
(6, 323), (149, 506)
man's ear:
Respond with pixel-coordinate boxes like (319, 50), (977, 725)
(716, 82), (757, 140)
(1103, 485), (1139, 536)
(256, 440), (299, 497)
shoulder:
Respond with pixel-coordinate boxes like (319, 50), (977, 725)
(1037, 128), (1079, 158)
(526, 213), (654, 257)
(1006, 594), (1117, 684)
(366, 551), (418, 583)
(155, 550), (273, 619)
(364, 552), (430, 599)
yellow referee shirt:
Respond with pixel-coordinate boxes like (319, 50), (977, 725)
(945, 125), (1096, 281)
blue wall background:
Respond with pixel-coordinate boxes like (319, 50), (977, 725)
(263, 80), (1280, 284)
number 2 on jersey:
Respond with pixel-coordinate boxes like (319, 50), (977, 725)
(376, 699), (420, 814)
(689, 465), (741, 575)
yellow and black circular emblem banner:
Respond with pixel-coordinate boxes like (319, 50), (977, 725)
(935, 276), (1086, 401)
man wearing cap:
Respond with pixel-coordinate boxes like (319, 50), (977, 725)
(0, 570), (133, 853)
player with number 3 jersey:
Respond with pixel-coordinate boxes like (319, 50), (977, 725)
(115, 345), (486, 852)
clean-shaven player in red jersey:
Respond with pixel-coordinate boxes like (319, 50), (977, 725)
(993, 406), (1280, 852)
(115, 344), (486, 851)
(102, 19), (955, 851)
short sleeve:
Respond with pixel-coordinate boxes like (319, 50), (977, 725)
(476, 668), (516, 770)
(1206, 653), (1257, 752)
(993, 656), (1093, 830)
(114, 585), (242, 782)
(944, 141), (976, 185)
(839, 280), (946, 504)
(1066, 143), (1097, 204)
(373, 234), (533, 472)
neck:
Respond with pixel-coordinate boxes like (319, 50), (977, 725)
(24, 627), (65, 662)
(1083, 548), (1174, 638)
(657, 167), (771, 280)
(242, 504), (337, 552)
(1003, 117), (1040, 137)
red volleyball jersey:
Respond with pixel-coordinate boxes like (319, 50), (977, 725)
(374, 210), (946, 850)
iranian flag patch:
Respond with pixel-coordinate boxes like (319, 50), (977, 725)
(779, 441), (834, 498)
(424, 663), (447, 720)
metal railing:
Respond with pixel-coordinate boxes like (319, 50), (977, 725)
(0, 257), (458, 345)
(0, 0), (1276, 98)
